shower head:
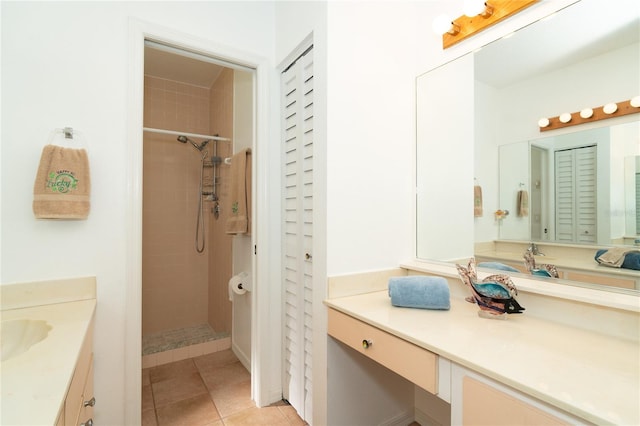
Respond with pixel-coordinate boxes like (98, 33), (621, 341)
(176, 135), (208, 152)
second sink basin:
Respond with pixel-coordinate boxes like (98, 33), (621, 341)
(1, 319), (52, 362)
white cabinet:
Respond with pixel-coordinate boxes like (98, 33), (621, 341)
(55, 317), (95, 426)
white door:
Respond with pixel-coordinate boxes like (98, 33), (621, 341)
(281, 46), (314, 423)
(555, 145), (597, 243)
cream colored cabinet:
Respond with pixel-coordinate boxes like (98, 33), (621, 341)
(55, 318), (95, 426)
(328, 308), (438, 394)
(451, 365), (587, 426)
(462, 377), (568, 426)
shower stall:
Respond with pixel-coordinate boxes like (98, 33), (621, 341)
(141, 43), (236, 365)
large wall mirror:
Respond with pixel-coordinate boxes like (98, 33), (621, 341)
(417, 0), (640, 293)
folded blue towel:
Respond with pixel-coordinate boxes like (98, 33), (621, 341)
(595, 249), (640, 271)
(388, 276), (450, 310)
(478, 262), (519, 273)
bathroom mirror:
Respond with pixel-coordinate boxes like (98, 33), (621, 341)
(416, 0), (640, 293)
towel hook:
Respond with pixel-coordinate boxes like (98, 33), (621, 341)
(63, 127), (74, 139)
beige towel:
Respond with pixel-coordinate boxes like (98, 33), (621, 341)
(597, 247), (639, 267)
(33, 145), (90, 219)
(517, 190), (529, 217)
(473, 185), (483, 217)
(226, 148), (252, 235)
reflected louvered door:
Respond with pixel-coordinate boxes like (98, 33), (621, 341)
(574, 146), (597, 243)
(282, 47), (314, 423)
(555, 146), (597, 243)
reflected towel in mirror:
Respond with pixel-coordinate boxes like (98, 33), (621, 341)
(595, 248), (640, 270)
(474, 185), (483, 217)
(517, 190), (528, 217)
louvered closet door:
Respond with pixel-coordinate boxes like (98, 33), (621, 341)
(282, 46), (314, 423)
(555, 146), (597, 243)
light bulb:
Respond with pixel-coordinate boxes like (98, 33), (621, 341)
(603, 103), (618, 114)
(579, 108), (593, 119)
(464, 0), (486, 17)
(630, 96), (640, 108)
(559, 113), (572, 123)
(432, 14), (455, 35)
(538, 118), (550, 128)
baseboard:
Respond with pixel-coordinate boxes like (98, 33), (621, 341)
(415, 407), (443, 426)
(379, 410), (414, 426)
(232, 340), (251, 372)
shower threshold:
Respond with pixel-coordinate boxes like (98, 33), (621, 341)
(142, 323), (229, 356)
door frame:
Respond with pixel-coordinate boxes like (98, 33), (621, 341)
(125, 18), (280, 424)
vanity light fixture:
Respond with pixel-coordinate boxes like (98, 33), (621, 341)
(464, 0), (494, 18)
(537, 117), (550, 128)
(603, 102), (618, 114)
(579, 108), (593, 119)
(539, 97), (640, 132)
(438, 0), (539, 49)
(432, 14), (460, 35)
(559, 112), (572, 123)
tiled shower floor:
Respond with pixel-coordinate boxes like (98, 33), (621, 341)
(143, 324), (229, 356)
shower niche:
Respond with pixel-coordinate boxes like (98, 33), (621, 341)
(141, 42), (235, 365)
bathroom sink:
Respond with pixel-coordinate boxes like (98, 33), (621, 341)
(1, 319), (52, 362)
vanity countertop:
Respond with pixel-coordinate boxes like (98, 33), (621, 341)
(325, 290), (639, 425)
(475, 244), (640, 280)
(1, 277), (96, 425)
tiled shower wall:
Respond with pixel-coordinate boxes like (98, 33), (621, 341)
(142, 73), (233, 337)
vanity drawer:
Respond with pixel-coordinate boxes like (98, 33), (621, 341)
(328, 308), (437, 394)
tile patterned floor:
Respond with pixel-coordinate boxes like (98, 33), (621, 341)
(142, 349), (306, 426)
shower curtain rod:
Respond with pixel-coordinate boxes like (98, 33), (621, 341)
(143, 127), (231, 142)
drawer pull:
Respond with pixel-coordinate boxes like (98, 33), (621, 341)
(84, 397), (96, 407)
(80, 419), (93, 426)
(362, 339), (373, 349)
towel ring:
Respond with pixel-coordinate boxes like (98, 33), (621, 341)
(47, 127), (89, 149)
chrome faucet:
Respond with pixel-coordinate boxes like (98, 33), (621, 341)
(528, 242), (545, 256)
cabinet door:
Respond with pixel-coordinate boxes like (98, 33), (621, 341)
(462, 377), (568, 426)
(451, 365), (587, 426)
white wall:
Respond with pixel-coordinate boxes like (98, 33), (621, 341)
(325, 1), (418, 275)
(1, 2), (275, 424)
(231, 69), (254, 370)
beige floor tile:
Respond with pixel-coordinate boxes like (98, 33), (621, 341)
(193, 349), (238, 373)
(150, 358), (198, 384)
(142, 408), (158, 426)
(143, 368), (151, 386)
(277, 405), (307, 425)
(200, 361), (250, 392)
(208, 379), (254, 418)
(142, 384), (155, 412)
(152, 372), (208, 408)
(221, 406), (290, 426)
(156, 393), (221, 426)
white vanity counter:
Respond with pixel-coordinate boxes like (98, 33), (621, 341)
(1, 277), (96, 425)
(325, 288), (639, 425)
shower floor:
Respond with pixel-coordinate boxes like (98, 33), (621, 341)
(142, 323), (229, 356)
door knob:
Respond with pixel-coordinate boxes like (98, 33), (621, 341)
(362, 339), (373, 349)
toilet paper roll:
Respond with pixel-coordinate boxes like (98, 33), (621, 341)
(228, 272), (248, 301)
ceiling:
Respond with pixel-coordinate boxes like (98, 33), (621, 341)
(474, 0), (640, 88)
(144, 46), (224, 88)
